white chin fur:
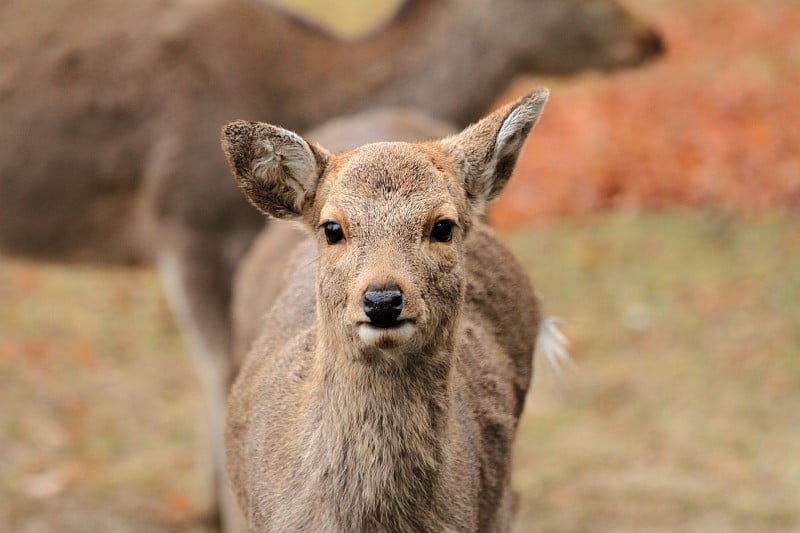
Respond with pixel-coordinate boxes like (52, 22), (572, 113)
(358, 322), (416, 349)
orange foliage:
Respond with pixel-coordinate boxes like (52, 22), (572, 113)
(490, 0), (800, 232)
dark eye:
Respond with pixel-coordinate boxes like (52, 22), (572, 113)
(323, 222), (345, 245)
(431, 220), (454, 243)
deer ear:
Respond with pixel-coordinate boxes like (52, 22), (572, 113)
(221, 121), (329, 220)
(443, 88), (548, 215)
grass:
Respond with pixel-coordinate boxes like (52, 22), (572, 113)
(265, 0), (402, 38)
(508, 209), (800, 532)
(0, 265), (209, 531)
(2, 209), (798, 531)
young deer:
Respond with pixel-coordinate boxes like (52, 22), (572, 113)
(222, 89), (549, 531)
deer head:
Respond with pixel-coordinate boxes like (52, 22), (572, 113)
(221, 89), (548, 366)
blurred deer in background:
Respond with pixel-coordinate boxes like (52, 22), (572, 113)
(223, 88), (548, 532)
(0, 0), (659, 528)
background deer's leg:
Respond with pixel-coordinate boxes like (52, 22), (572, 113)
(141, 127), (263, 530)
(156, 228), (251, 532)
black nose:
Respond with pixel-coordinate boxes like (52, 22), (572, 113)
(363, 284), (405, 328)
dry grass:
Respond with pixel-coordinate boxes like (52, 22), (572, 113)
(265, 0), (402, 38)
(0, 265), (210, 531)
(2, 210), (798, 531)
(509, 210), (800, 532)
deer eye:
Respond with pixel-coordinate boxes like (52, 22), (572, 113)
(323, 222), (345, 245)
(431, 220), (454, 243)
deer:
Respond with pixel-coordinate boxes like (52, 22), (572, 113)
(222, 88), (549, 531)
(0, 0), (658, 527)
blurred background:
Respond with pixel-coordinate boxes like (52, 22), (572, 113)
(1, 0), (798, 531)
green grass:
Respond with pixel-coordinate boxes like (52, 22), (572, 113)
(1, 210), (799, 531)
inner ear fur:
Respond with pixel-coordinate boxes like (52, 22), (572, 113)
(221, 120), (329, 220)
(443, 88), (548, 213)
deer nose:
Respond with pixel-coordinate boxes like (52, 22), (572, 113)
(362, 284), (405, 328)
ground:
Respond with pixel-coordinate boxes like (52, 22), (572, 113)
(2, 211), (798, 531)
(510, 211), (800, 532)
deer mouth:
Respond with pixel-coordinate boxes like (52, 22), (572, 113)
(360, 317), (414, 330)
(357, 320), (417, 349)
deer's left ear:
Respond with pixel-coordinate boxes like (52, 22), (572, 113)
(221, 121), (330, 220)
(443, 88), (548, 214)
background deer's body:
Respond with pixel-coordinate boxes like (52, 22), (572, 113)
(0, 0), (661, 265)
(223, 90), (549, 531)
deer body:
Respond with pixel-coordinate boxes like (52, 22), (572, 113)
(223, 90), (549, 531)
(229, 226), (536, 531)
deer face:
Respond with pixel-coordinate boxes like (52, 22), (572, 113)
(310, 142), (469, 359)
(221, 89), (548, 363)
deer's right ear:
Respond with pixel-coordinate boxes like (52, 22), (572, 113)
(443, 88), (548, 216)
(221, 121), (329, 220)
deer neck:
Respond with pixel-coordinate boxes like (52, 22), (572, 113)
(300, 330), (457, 525)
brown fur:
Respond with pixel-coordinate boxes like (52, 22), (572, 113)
(223, 89), (548, 531)
(0, 1), (658, 527)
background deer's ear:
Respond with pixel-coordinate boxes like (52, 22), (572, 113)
(221, 121), (329, 220)
(443, 88), (548, 215)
